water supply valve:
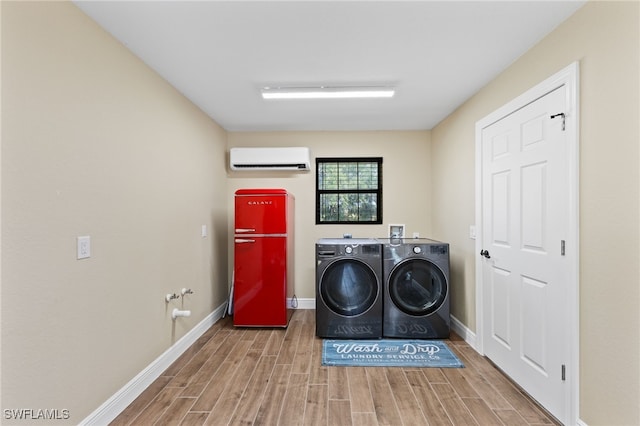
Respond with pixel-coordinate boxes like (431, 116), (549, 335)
(165, 293), (180, 303)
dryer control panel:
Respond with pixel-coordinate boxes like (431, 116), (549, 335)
(430, 245), (448, 255)
(316, 238), (381, 258)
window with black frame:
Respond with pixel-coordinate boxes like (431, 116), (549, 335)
(316, 157), (382, 224)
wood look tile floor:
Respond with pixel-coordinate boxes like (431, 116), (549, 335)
(111, 310), (560, 426)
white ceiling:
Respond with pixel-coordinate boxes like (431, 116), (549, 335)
(74, 1), (585, 132)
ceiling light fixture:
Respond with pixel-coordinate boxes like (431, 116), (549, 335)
(261, 86), (395, 100)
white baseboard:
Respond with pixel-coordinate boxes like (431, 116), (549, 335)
(289, 297), (315, 310)
(80, 303), (227, 426)
(450, 314), (477, 350)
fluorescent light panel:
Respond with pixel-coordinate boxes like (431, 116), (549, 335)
(261, 86), (395, 100)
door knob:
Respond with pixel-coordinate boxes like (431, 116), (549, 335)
(480, 249), (491, 259)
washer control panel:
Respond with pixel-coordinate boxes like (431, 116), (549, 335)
(406, 244), (448, 256)
(316, 240), (381, 259)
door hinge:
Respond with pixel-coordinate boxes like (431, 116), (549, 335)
(561, 364), (566, 381)
(561, 240), (566, 256)
(551, 112), (566, 131)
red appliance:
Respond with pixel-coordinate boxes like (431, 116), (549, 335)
(233, 189), (295, 327)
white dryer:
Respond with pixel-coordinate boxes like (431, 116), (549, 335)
(382, 238), (450, 339)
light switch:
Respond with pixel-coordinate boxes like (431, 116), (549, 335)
(469, 225), (476, 240)
(201, 225), (208, 238)
(77, 236), (91, 259)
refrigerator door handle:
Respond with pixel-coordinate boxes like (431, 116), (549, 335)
(235, 238), (256, 243)
(235, 228), (256, 233)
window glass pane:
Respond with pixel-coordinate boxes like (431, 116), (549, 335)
(338, 163), (358, 190)
(338, 193), (359, 221)
(319, 162), (338, 190)
(319, 193), (339, 222)
(358, 193), (377, 221)
(358, 162), (378, 190)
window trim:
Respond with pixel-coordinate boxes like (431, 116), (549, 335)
(315, 157), (383, 225)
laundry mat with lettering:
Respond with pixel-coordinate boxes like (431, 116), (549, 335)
(321, 340), (464, 368)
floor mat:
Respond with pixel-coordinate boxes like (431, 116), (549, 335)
(322, 339), (464, 368)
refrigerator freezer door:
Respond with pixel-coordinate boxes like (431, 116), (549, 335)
(234, 192), (287, 235)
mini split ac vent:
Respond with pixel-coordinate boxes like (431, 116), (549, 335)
(229, 147), (311, 171)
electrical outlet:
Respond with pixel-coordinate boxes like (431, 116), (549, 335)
(77, 236), (91, 259)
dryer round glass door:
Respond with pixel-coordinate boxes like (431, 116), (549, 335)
(320, 259), (379, 316)
(389, 259), (447, 316)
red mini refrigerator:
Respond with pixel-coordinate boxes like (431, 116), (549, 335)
(233, 189), (295, 327)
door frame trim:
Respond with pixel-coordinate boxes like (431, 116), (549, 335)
(474, 61), (580, 425)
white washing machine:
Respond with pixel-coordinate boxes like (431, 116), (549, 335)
(382, 238), (450, 339)
(316, 238), (383, 338)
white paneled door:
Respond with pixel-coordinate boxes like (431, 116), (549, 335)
(480, 85), (570, 422)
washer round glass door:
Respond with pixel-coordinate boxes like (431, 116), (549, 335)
(389, 259), (447, 316)
(320, 259), (379, 316)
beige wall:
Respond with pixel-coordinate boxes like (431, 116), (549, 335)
(431, 1), (639, 424)
(227, 131), (431, 299)
(1, 2), (229, 423)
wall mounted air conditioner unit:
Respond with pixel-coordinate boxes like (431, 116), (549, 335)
(230, 147), (311, 171)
